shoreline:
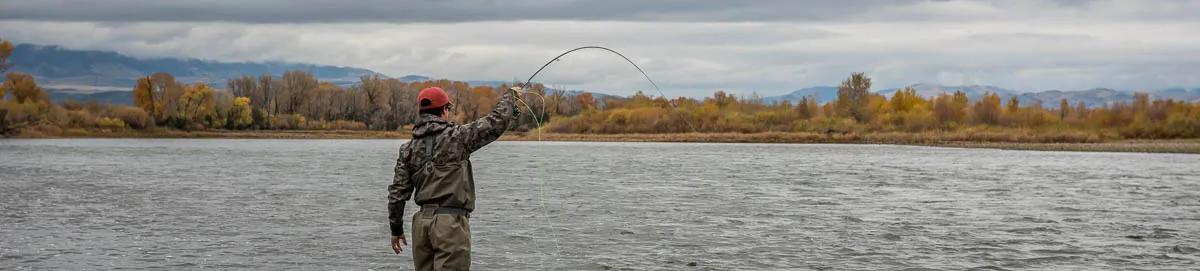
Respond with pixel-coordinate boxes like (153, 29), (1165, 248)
(8, 129), (1200, 154)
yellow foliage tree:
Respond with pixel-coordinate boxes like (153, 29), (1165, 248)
(179, 82), (216, 129)
(230, 96), (254, 128)
(889, 87), (925, 113)
(0, 39), (13, 73)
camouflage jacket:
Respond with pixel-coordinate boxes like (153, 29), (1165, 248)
(388, 88), (518, 236)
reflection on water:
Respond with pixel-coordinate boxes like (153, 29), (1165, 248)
(1, 139), (1198, 270)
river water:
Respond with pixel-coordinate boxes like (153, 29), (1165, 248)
(1, 139), (1198, 270)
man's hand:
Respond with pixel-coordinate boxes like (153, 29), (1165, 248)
(391, 235), (407, 254)
(509, 86), (523, 94)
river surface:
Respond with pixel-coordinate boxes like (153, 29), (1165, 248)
(1, 139), (1198, 270)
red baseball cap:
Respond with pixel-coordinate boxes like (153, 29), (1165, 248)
(418, 87), (451, 110)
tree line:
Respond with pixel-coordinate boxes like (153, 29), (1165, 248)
(548, 72), (1200, 140)
(2, 37), (1198, 140)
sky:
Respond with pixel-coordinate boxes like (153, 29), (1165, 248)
(2, 0), (1199, 97)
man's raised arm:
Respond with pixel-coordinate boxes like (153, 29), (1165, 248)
(455, 87), (520, 153)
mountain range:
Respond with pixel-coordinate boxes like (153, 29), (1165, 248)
(764, 83), (1200, 107)
(7, 43), (1199, 107)
(9, 44), (384, 92)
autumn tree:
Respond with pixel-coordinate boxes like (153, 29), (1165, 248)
(546, 88), (568, 117)
(150, 73), (184, 124)
(0, 39), (12, 73)
(1059, 99), (1071, 120)
(4, 73), (46, 103)
(932, 91), (968, 125)
(179, 82), (217, 129)
(259, 74), (279, 117)
(359, 74), (392, 129)
(889, 87), (924, 113)
(576, 92), (596, 111)
(835, 72), (871, 122)
(227, 75), (265, 112)
(795, 96), (820, 119)
(1132, 92), (1150, 116)
(132, 76), (159, 118)
(1073, 101), (1088, 120)
(1005, 96), (1020, 114)
(279, 70), (317, 115)
(884, 87), (934, 130)
(230, 97), (254, 128)
(2, 72), (50, 132)
(467, 86), (500, 120)
(388, 79), (418, 129)
(711, 90), (734, 109)
(972, 92), (1003, 125)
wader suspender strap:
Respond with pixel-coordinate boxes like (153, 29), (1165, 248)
(422, 135), (436, 165)
(414, 135), (435, 195)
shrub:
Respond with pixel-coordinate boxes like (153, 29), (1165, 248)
(96, 117), (127, 129)
(66, 109), (98, 128)
(267, 114), (307, 130)
(109, 106), (153, 129)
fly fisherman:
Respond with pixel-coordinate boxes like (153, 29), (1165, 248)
(388, 85), (520, 270)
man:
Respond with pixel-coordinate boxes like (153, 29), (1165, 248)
(388, 85), (520, 270)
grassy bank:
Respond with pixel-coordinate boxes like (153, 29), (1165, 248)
(13, 126), (407, 139)
(508, 132), (1200, 154)
(10, 127), (1200, 154)
(933, 140), (1200, 154)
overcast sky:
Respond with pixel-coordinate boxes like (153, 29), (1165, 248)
(2, 0), (1199, 97)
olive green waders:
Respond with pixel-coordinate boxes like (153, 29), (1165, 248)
(411, 206), (471, 271)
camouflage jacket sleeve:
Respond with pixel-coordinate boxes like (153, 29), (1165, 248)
(454, 88), (518, 153)
(387, 143), (414, 236)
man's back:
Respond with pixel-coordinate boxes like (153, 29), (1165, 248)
(388, 86), (519, 271)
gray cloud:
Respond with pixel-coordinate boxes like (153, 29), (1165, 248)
(1, 0), (1199, 97)
(8, 0), (1198, 23)
(0, 0), (910, 23)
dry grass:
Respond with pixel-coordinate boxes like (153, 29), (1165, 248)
(936, 140), (1200, 154)
(503, 131), (1200, 154)
(503, 129), (1107, 144)
(13, 127), (1200, 154)
(15, 126), (408, 139)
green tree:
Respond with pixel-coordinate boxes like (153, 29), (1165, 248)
(835, 72), (872, 122)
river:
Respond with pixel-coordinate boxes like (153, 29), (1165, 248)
(1, 139), (1197, 270)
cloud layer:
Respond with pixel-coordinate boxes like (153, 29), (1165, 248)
(2, 0), (1199, 97)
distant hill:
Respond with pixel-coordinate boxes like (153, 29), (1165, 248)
(761, 86), (839, 104)
(1017, 88), (1130, 107)
(47, 91), (134, 105)
(1153, 87), (1200, 102)
(764, 83), (1200, 108)
(764, 84), (1019, 105)
(876, 83), (1019, 102)
(399, 75), (432, 82)
(8, 43), (385, 91)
